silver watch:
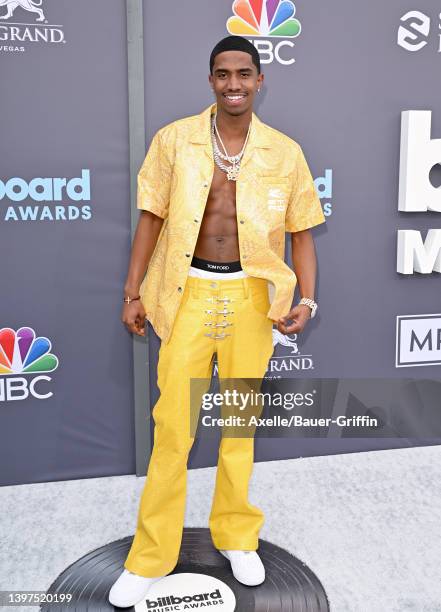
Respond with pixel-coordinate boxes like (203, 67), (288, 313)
(299, 297), (318, 318)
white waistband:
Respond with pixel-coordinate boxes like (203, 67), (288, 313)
(188, 266), (249, 279)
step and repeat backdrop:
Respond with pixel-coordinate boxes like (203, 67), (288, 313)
(143, 0), (441, 467)
(1, 1), (440, 485)
(0, 0), (134, 485)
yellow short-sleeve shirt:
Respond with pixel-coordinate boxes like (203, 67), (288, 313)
(137, 103), (325, 343)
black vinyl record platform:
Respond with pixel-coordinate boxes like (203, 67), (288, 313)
(40, 527), (330, 611)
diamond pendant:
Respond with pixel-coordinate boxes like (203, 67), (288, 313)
(226, 165), (240, 181)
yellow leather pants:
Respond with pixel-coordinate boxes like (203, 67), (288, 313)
(124, 275), (274, 577)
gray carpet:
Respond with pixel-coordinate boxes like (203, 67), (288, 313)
(1, 446), (440, 611)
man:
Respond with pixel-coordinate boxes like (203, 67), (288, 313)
(109, 35), (325, 608)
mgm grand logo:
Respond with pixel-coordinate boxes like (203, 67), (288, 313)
(0, 0), (66, 51)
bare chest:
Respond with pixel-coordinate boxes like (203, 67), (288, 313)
(204, 164), (237, 219)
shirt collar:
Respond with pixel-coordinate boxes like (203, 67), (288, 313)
(189, 103), (272, 150)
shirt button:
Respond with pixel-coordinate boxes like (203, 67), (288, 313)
(185, 253), (191, 257)
(177, 286), (183, 292)
(194, 219), (199, 223)
(240, 220), (245, 224)
(203, 182), (208, 188)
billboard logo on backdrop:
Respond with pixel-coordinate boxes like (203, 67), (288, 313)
(0, 326), (59, 401)
(0, 170), (92, 222)
(397, 111), (441, 274)
(226, 0), (301, 66)
(395, 111), (441, 368)
(396, 314), (441, 367)
(315, 169), (333, 217)
(0, 0), (66, 53)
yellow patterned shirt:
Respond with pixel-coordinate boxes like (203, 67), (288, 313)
(137, 103), (325, 343)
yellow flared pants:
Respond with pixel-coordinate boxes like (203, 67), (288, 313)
(124, 275), (274, 577)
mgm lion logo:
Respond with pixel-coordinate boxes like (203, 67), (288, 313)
(272, 329), (299, 354)
(0, 0), (45, 21)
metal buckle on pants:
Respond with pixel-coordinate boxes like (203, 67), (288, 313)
(206, 321), (232, 325)
(206, 297), (235, 304)
(204, 332), (231, 339)
(203, 292), (234, 339)
(205, 321), (233, 328)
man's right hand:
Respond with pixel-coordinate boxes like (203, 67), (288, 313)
(121, 301), (146, 337)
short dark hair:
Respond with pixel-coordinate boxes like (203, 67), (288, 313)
(209, 35), (261, 75)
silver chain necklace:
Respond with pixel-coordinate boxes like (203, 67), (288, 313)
(211, 113), (252, 181)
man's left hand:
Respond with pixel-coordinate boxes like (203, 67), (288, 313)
(277, 304), (311, 335)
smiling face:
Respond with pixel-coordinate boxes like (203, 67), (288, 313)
(209, 50), (264, 117)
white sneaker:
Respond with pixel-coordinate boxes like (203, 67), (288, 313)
(108, 568), (164, 608)
(220, 549), (265, 586)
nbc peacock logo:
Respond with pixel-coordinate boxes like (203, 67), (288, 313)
(227, 0), (301, 38)
(226, 0), (302, 65)
(0, 326), (59, 401)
